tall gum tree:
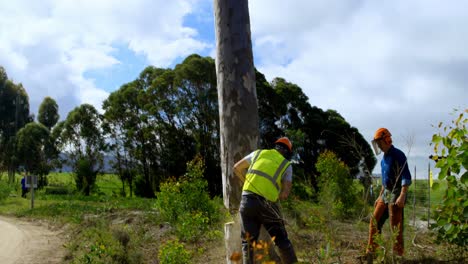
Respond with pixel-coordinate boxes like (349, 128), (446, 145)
(214, 1), (276, 263)
(0, 67), (32, 182)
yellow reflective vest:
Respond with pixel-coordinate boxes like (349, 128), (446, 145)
(242, 149), (291, 202)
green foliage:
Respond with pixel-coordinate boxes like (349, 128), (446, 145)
(75, 157), (97, 196)
(15, 122), (51, 185)
(175, 211), (209, 242)
(257, 75), (376, 193)
(430, 108), (468, 247)
(155, 155), (220, 242)
(0, 70), (32, 183)
(69, 219), (142, 264)
(60, 104), (105, 196)
(38, 96), (59, 130)
(292, 180), (316, 200)
(316, 150), (360, 219)
(158, 239), (191, 264)
(0, 181), (12, 200)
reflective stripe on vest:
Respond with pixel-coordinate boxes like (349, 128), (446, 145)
(242, 149), (290, 202)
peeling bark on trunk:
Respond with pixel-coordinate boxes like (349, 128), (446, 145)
(214, 1), (280, 263)
(214, 0), (258, 262)
(214, 0), (258, 213)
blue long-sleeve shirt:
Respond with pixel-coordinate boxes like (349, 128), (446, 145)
(381, 145), (411, 203)
(380, 145), (411, 203)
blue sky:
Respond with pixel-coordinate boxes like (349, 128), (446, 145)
(83, 43), (149, 93)
(1, 0), (467, 176)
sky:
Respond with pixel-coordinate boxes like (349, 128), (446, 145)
(1, 0), (466, 177)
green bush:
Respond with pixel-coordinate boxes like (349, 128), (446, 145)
(75, 157), (97, 196)
(45, 186), (71, 195)
(175, 211), (209, 242)
(292, 180), (316, 200)
(155, 155), (220, 242)
(0, 181), (12, 200)
(316, 150), (360, 219)
(430, 108), (468, 247)
(158, 239), (191, 264)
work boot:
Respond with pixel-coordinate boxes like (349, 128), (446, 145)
(278, 245), (298, 264)
(366, 252), (373, 264)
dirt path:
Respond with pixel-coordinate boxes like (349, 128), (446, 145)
(0, 216), (67, 264)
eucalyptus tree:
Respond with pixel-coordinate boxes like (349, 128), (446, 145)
(0, 67), (32, 182)
(146, 67), (196, 184)
(256, 71), (286, 147)
(38, 96), (59, 130)
(172, 54), (220, 194)
(103, 66), (171, 198)
(16, 122), (51, 187)
(214, 0), (260, 262)
(59, 104), (106, 195)
(258, 77), (376, 191)
(103, 81), (150, 197)
(37, 96), (61, 178)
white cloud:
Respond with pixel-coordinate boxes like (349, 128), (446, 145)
(1, 0), (466, 177)
(0, 0), (209, 117)
(249, 0), (468, 175)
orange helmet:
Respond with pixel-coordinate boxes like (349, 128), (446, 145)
(374, 128), (392, 144)
(275, 137), (292, 152)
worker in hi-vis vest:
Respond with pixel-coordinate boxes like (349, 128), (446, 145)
(233, 137), (298, 264)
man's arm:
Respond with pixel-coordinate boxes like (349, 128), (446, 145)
(395, 185), (409, 207)
(395, 153), (411, 208)
(233, 158), (250, 183)
(279, 181), (292, 200)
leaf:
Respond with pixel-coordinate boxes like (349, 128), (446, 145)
(461, 171), (468, 184)
(431, 182), (440, 191)
(437, 218), (447, 226)
(432, 134), (442, 144)
(444, 223), (453, 232)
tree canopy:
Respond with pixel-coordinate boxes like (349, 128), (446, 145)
(0, 57), (376, 197)
(38, 96), (59, 130)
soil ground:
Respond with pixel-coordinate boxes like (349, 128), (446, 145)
(0, 216), (67, 264)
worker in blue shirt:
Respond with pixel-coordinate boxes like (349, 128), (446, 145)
(21, 176), (28, 198)
(367, 128), (412, 257)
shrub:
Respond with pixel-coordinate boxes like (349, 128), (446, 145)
(292, 180), (315, 201)
(0, 181), (12, 200)
(175, 211), (209, 242)
(74, 157), (97, 196)
(430, 108), (468, 247)
(155, 155), (221, 242)
(316, 150), (359, 219)
(45, 186), (71, 195)
(158, 239), (191, 264)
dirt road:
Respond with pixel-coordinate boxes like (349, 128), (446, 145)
(0, 216), (66, 264)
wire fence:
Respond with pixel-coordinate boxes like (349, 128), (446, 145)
(370, 164), (441, 230)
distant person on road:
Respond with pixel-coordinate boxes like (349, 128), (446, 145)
(367, 128), (412, 257)
(21, 176), (28, 198)
(233, 137), (298, 264)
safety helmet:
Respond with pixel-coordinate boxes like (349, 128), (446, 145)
(372, 128), (392, 155)
(374, 128), (392, 143)
(275, 137), (293, 152)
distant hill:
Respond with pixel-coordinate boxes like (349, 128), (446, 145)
(54, 154), (115, 174)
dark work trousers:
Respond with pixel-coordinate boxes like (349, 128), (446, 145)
(239, 193), (296, 264)
(367, 200), (405, 256)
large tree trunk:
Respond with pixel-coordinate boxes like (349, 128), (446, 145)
(214, 1), (280, 263)
(214, 0), (257, 213)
